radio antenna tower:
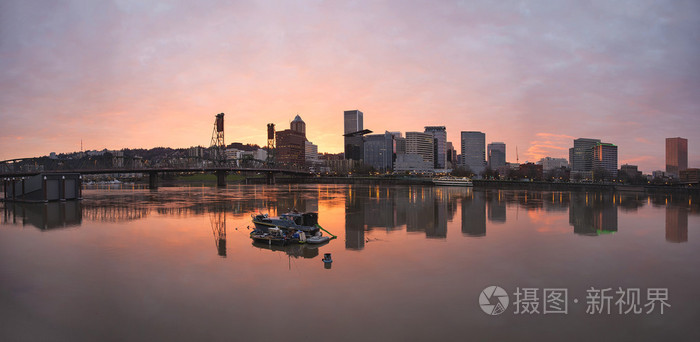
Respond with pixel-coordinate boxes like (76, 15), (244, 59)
(266, 123), (275, 166)
(210, 113), (226, 165)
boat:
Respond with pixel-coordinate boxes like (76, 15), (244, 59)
(432, 176), (473, 187)
(252, 211), (321, 236)
(251, 210), (337, 245)
(306, 235), (330, 244)
(249, 227), (291, 245)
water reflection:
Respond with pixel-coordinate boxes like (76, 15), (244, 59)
(209, 209), (227, 257)
(569, 192), (618, 236)
(1, 186), (696, 248)
(251, 241), (321, 259)
(1, 201), (81, 230)
(666, 206), (688, 243)
(462, 190), (486, 237)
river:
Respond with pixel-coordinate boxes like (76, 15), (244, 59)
(1, 184), (698, 341)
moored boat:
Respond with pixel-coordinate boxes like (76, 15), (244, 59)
(250, 227), (290, 245)
(432, 176), (473, 187)
(251, 210), (337, 245)
(306, 235), (330, 244)
(252, 211), (321, 235)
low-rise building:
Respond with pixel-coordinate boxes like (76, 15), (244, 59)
(680, 168), (700, 184)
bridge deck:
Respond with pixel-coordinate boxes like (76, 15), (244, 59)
(0, 167), (311, 178)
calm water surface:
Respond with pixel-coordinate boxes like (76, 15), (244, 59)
(1, 185), (698, 341)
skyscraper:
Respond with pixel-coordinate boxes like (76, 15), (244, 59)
(487, 142), (506, 170)
(461, 131), (486, 175)
(666, 137), (688, 178)
(276, 115), (307, 166)
(344, 110), (363, 134)
(570, 138), (601, 178)
(363, 132), (395, 171)
(592, 142), (618, 178)
(424, 126), (447, 169)
(446, 142), (456, 167)
(290, 115), (306, 137)
(276, 129), (305, 166)
(305, 141), (318, 162)
(406, 132), (434, 166)
(343, 110), (365, 161)
(391, 132), (406, 155)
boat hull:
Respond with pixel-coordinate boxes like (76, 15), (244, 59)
(433, 180), (473, 186)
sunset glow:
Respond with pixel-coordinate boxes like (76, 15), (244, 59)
(1, 1), (698, 172)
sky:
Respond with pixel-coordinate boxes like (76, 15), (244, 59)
(1, 0), (699, 173)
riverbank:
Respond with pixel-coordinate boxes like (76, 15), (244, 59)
(276, 176), (699, 195)
(117, 175), (698, 195)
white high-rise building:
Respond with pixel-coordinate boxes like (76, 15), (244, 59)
(305, 141), (319, 162)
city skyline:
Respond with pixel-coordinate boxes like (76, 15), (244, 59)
(1, 1), (699, 173)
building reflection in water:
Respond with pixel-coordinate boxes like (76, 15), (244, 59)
(462, 190), (486, 237)
(345, 186), (365, 250)
(666, 206), (688, 243)
(344, 186), (469, 249)
(3, 186), (696, 253)
(486, 190), (506, 223)
(569, 192), (618, 236)
(2, 201), (82, 230)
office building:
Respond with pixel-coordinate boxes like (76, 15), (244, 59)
(291, 115), (306, 136)
(343, 110), (367, 161)
(592, 142), (618, 178)
(424, 126), (447, 169)
(344, 110), (363, 134)
(538, 157), (568, 171)
(461, 131), (486, 175)
(406, 132), (434, 166)
(363, 132), (395, 171)
(394, 154), (434, 173)
(276, 115), (306, 166)
(305, 141), (319, 162)
(666, 137), (688, 178)
(487, 142), (506, 170)
(276, 129), (305, 166)
(569, 138), (601, 178)
(446, 142), (457, 169)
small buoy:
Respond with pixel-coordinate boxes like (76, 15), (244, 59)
(322, 253), (332, 263)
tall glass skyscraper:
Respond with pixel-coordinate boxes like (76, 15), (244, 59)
(592, 142), (618, 178)
(487, 142), (506, 169)
(344, 110), (363, 134)
(363, 132), (395, 171)
(461, 131), (485, 175)
(666, 137), (688, 178)
(569, 138), (601, 173)
(424, 126), (447, 169)
(344, 110), (364, 161)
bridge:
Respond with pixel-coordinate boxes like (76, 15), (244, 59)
(0, 166), (311, 188)
(1, 113), (316, 189)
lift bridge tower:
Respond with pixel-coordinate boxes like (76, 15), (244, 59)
(266, 123), (275, 166)
(210, 113), (226, 165)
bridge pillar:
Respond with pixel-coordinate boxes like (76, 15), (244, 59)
(216, 170), (227, 187)
(148, 172), (158, 189)
(267, 172), (275, 185)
